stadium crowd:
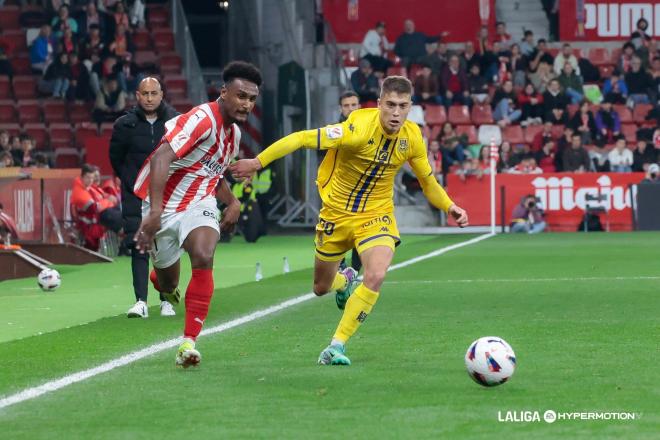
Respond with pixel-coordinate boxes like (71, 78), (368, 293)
(351, 18), (660, 178)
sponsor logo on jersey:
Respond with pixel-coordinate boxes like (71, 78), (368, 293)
(398, 138), (408, 152)
(326, 125), (343, 139)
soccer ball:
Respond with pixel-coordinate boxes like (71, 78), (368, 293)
(465, 336), (516, 387)
(37, 268), (61, 292)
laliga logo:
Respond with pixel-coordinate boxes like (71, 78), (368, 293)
(584, 3), (660, 37)
(531, 175), (636, 211)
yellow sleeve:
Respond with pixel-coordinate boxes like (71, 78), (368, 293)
(256, 122), (351, 168)
(407, 128), (454, 213)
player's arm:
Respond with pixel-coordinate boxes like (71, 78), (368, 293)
(408, 136), (469, 227)
(216, 177), (240, 233)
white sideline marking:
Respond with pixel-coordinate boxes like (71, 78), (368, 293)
(0, 233), (493, 410)
(385, 276), (660, 285)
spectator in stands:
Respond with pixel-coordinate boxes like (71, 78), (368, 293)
(39, 52), (72, 99)
(633, 139), (658, 172)
(67, 52), (92, 101)
(51, 4), (79, 38)
(80, 23), (105, 64)
(509, 142), (528, 167)
(418, 42), (443, 75)
(608, 136), (633, 172)
(498, 140), (515, 171)
(116, 52), (142, 94)
(630, 18), (652, 50)
(58, 27), (78, 55)
(595, 97), (621, 145)
(8, 135), (20, 152)
(476, 25), (490, 55)
(562, 132), (591, 172)
(528, 59), (555, 93)
(570, 100), (597, 145)
(625, 56), (653, 106)
(535, 139), (556, 172)
(108, 23), (134, 58)
(337, 90), (359, 122)
(589, 141), (610, 172)
(602, 72), (628, 104)
(112, 1), (131, 33)
(435, 41), (452, 65)
(519, 83), (544, 126)
(412, 63), (441, 105)
(0, 151), (13, 168)
(440, 54), (469, 107)
(510, 194), (546, 234)
(350, 58), (379, 103)
(520, 30), (535, 57)
(509, 155), (543, 174)
(129, 0), (146, 28)
(618, 42), (636, 73)
(0, 130), (9, 153)
(553, 43), (580, 76)
(30, 24), (54, 74)
(531, 121), (555, 152)
(93, 74), (126, 122)
(460, 41), (480, 72)
(467, 63), (489, 105)
(528, 38), (554, 73)
(492, 80), (521, 127)
(427, 139), (442, 178)
(77, 0), (107, 39)
(641, 163), (660, 183)
(0, 26), (14, 79)
(558, 62), (584, 104)
(652, 56), (660, 102)
(11, 135), (35, 167)
(90, 54), (117, 95)
(359, 21), (391, 74)
(542, 78), (569, 116)
(494, 22), (512, 48)
(509, 44), (528, 87)
(439, 122), (466, 172)
(32, 152), (50, 169)
(394, 19), (427, 66)
(479, 40), (499, 82)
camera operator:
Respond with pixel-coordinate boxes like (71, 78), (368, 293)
(510, 194), (546, 234)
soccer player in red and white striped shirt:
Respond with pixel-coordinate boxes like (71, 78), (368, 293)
(134, 61), (262, 368)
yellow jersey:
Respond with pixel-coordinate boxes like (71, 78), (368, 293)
(257, 108), (454, 215)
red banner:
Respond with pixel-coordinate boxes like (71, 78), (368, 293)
(446, 173), (645, 231)
(560, 0), (660, 41)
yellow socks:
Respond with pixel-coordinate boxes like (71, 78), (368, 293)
(333, 284), (379, 344)
(330, 271), (348, 292)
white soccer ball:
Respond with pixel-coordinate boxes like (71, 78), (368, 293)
(465, 336), (516, 387)
(37, 268), (61, 292)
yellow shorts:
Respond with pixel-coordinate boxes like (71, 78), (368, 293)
(314, 207), (400, 262)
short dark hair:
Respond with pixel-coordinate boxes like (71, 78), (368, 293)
(339, 90), (358, 104)
(222, 61), (263, 87)
(538, 38), (547, 45)
(81, 163), (96, 176)
(524, 30), (533, 37)
(381, 76), (412, 96)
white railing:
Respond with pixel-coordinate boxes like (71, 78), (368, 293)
(171, 0), (208, 105)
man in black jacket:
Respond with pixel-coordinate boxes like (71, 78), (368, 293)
(109, 77), (179, 318)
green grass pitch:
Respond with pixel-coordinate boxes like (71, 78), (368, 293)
(0, 232), (658, 439)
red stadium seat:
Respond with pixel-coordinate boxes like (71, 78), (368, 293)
(49, 123), (74, 147)
(0, 6), (21, 30)
(0, 77), (10, 99)
(12, 76), (37, 100)
(424, 105), (446, 126)
(471, 104), (494, 124)
(455, 124), (478, 144)
(598, 65), (614, 79)
(43, 100), (68, 124)
(633, 104), (653, 124)
(10, 55), (32, 75)
(588, 48), (610, 66)
(132, 30), (152, 51)
(610, 48), (622, 64)
(386, 66), (407, 77)
(160, 53), (182, 74)
(502, 125), (524, 144)
(621, 124), (637, 143)
(99, 122), (114, 137)
(54, 147), (81, 168)
(523, 125), (544, 144)
(164, 75), (187, 100)
(0, 100), (17, 123)
(170, 98), (193, 114)
(408, 64), (424, 79)
(135, 50), (159, 68)
(153, 31), (175, 53)
(68, 102), (92, 124)
(23, 123), (49, 148)
(613, 105), (633, 123)
(448, 105), (471, 125)
(74, 122), (98, 148)
(147, 7), (169, 27)
(551, 124), (565, 138)
(17, 100), (42, 123)
(341, 49), (358, 67)
(4, 30), (28, 53)
(0, 123), (21, 136)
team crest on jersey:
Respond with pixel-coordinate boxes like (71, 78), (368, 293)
(398, 139), (408, 152)
(326, 125), (343, 139)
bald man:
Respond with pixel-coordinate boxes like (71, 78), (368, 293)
(109, 77), (180, 318)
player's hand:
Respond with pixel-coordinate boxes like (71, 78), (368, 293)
(220, 200), (241, 233)
(229, 158), (261, 179)
(448, 204), (469, 228)
(134, 211), (161, 253)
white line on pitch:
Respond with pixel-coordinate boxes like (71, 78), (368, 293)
(384, 276), (660, 284)
(0, 233), (493, 410)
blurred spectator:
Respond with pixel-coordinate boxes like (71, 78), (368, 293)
(90, 54), (117, 95)
(440, 54), (469, 107)
(460, 41), (480, 71)
(641, 163), (660, 183)
(77, 0), (107, 39)
(545, 104), (568, 125)
(494, 21), (512, 48)
(509, 142), (528, 166)
(532, 121), (555, 152)
(0, 151), (13, 168)
(618, 42), (635, 73)
(108, 23), (134, 58)
(509, 154), (542, 174)
(557, 62), (584, 104)
(492, 79), (521, 126)
(535, 139), (557, 172)
(0, 130), (9, 152)
(0, 26), (15, 78)
(520, 30), (535, 56)
(30, 24), (54, 74)
(553, 43), (580, 76)
(602, 72), (628, 104)
(39, 52), (72, 99)
(518, 83), (544, 125)
(412, 63), (441, 105)
(630, 18), (652, 50)
(80, 24), (105, 64)
(589, 142), (610, 172)
(633, 139), (658, 172)
(570, 100), (597, 145)
(68, 52), (92, 101)
(427, 139), (442, 177)
(439, 122), (466, 172)
(51, 4), (79, 38)
(542, 79), (569, 116)
(338, 90), (359, 122)
(625, 56), (653, 106)
(498, 140), (515, 170)
(555, 128), (574, 171)
(509, 44), (528, 87)
(112, 2), (130, 34)
(9, 135), (20, 151)
(129, 0), (146, 28)
(510, 194), (546, 234)
(528, 59), (555, 93)
(93, 75), (126, 122)
(115, 52), (142, 94)
(394, 19), (427, 66)
(58, 27), (78, 55)
(350, 58), (379, 103)
(608, 136), (633, 172)
(476, 25), (490, 55)
(562, 133), (591, 172)
(32, 152), (50, 169)
(595, 97), (621, 145)
(528, 39), (554, 72)
(418, 42), (444, 75)
(434, 41), (451, 66)
(467, 63), (489, 104)
(359, 21), (391, 74)
(12, 135), (35, 167)
(652, 56), (660, 101)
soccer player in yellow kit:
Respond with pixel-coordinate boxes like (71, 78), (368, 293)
(230, 76), (468, 365)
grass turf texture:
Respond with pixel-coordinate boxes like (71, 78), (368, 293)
(0, 232), (658, 439)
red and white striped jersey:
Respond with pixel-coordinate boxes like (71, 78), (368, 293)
(133, 101), (241, 213)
